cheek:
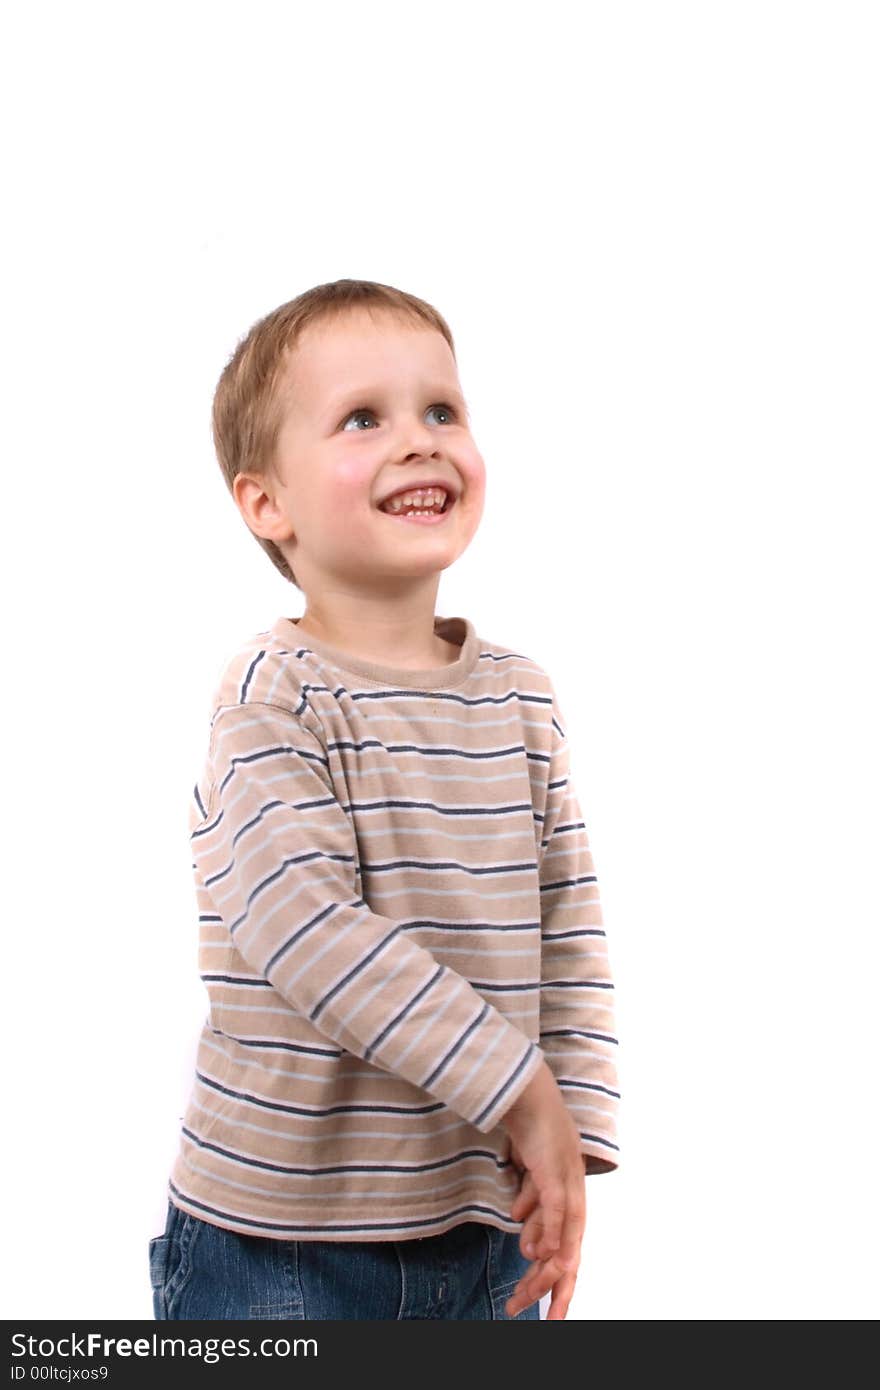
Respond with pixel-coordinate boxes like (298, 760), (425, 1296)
(323, 457), (373, 510)
(462, 483), (486, 536)
(460, 451), (487, 507)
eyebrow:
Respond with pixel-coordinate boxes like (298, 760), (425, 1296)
(321, 385), (470, 423)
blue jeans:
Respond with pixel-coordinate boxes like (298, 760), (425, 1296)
(148, 1199), (540, 1320)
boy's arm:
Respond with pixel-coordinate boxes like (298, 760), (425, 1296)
(191, 699), (545, 1135)
(538, 686), (621, 1175)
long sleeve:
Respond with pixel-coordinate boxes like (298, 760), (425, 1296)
(538, 689), (621, 1175)
(191, 699), (545, 1136)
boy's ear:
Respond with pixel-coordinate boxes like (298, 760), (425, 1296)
(232, 472), (295, 545)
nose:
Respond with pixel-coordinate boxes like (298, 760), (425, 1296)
(395, 413), (440, 459)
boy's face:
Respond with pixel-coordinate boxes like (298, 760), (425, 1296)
(242, 308), (486, 596)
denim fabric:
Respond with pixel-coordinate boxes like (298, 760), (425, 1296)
(148, 1199), (540, 1320)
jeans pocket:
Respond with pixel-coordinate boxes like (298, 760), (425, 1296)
(487, 1273), (541, 1320)
(485, 1227), (540, 1319)
(147, 1235), (170, 1319)
(149, 1201), (196, 1320)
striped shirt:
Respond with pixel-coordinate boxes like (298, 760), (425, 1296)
(166, 613), (621, 1242)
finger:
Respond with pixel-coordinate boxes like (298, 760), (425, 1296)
(509, 1174), (539, 1224)
(523, 1180), (583, 1263)
(555, 1209), (584, 1273)
(518, 1213), (543, 1261)
(511, 1190), (539, 1225)
(505, 1251), (572, 1316)
(556, 1192), (586, 1272)
(536, 1183), (565, 1257)
(513, 1184), (539, 1227)
(514, 1202), (541, 1249)
(504, 1259), (543, 1317)
(511, 1180), (541, 1246)
(505, 1265), (552, 1317)
(556, 1228), (583, 1274)
(544, 1268), (578, 1321)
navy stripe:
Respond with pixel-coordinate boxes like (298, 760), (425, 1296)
(169, 1178), (522, 1238)
(473, 1042), (539, 1130)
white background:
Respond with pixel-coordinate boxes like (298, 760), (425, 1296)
(3, 0), (877, 1320)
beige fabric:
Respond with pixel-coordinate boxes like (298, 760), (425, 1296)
(166, 613), (620, 1241)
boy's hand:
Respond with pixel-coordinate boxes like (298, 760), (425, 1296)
(498, 1064), (587, 1319)
(503, 1143), (585, 1319)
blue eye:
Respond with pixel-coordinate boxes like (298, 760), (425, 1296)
(341, 403), (459, 432)
(342, 408), (377, 432)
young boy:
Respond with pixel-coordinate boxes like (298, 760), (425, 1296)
(148, 278), (621, 1322)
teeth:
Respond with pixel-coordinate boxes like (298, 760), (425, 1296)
(381, 487), (448, 514)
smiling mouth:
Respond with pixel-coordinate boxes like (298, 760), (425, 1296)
(377, 484), (456, 521)
(378, 495), (457, 525)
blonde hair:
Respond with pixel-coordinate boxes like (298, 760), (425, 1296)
(211, 278), (458, 588)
